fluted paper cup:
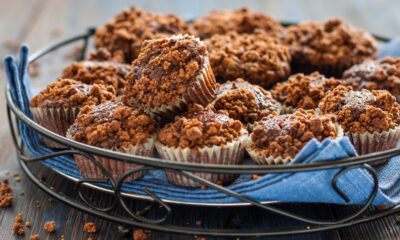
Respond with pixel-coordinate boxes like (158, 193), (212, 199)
(155, 132), (248, 187)
(67, 133), (155, 182)
(145, 59), (217, 121)
(247, 124), (344, 165)
(30, 106), (80, 148)
(346, 125), (400, 155)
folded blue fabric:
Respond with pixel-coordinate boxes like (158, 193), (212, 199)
(3, 42), (400, 206)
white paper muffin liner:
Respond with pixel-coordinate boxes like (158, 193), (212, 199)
(346, 125), (400, 155)
(30, 106), (80, 148)
(247, 124), (344, 165)
(144, 59), (217, 121)
(155, 132), (249, 187)
(67, 132), (155, 182)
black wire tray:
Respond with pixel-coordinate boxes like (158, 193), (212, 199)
(5, 25), (400, 237)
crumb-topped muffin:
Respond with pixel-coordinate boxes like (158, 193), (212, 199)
(93, 7), (190, 63)
(247, 109), (341, 165)
(156, 104), (248, 187)
(319, 85), (400, 154)
(61, 61), (130, 95)
(342, 58), (400, 101)
(67, 101), (157, 181)
(30, 79), (115, 148)
(123, 35), (217, 120)
(286, 18), (378, 77)
(271, 72), (341, 112)
(192, 7), (285, 39)
(205, 31), (291, 88)
(209, 79), (281, 125)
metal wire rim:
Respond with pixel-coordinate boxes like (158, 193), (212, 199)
(5, 21), (400, 237)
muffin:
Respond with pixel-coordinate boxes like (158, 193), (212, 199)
(205, 31), (291, 88)
(93, 7), (190, 63)
(61, 61), (130, 95)
(271, 72), (341, 113)
(247, 109), (342, 165)
(67, 102), (157, 181)
(342, 58), (400, 101)
(123, 35), (217, 120)
(156, 105), (248, 187)
(209, 79), (281, 125)
(192, 7), (285, 39)
(285, 18), (378, 77)
(29, 79), (115, 148)
(319, 85), (400, 155)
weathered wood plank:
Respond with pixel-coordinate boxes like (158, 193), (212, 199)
(1, 1), (400, 239)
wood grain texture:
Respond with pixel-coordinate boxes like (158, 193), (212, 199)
(1, 0), (400, 239)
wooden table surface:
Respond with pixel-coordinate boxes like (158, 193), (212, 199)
(1, 0), (400, 239)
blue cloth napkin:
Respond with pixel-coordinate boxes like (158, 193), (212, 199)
(3, 42), (400, 206)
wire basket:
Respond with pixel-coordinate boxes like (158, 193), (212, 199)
(5, 25), (400, 237)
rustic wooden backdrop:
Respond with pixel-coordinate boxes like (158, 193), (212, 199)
(1, 0), (400, 239)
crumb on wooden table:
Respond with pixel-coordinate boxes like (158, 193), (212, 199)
(29, 234), (39, 240)
(0, 183), (13, 208)
(2, 178), (9, 184)
(44, 221), (56, 233)
(25, 221), (32, 227)
(133, 228), (151, 240)
(12, 213), (25, 236)
(83, 222), (97, 234)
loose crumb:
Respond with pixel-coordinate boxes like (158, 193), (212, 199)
(133, 229), (151, 240)
(14, 175), (21, 182)
(195, 220), (202, 226)
(19, 191), (25, 196)
(44, 221), (56, 233)
(0, 183), (13, 208)
(87, 237), (94, 240)
(83, 222), (97, 233)
(29, 234), (39, 240)
(12, 213), (24, 235)
(25, 221), (32, 227)
(3, 178), (9, 184)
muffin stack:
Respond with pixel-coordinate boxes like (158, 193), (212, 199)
(29, 6), (400, 187)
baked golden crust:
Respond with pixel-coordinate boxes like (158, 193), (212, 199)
(93, 7), (190, 63)
(29, 79), (115, 108)
(158, 105), (244, 149)
(271, 72), (341, 109)
(342, 58), (400, 97)
(250, 109), (338, 159)
(123, 35), (208, 109)
(205, 31), (291, 88)
(69, 102), (157, 149)
(61, 61), (130, 94)
(286, 18), (378, 76)
(319, 86), (400, 133)
(211, 79), (280, 124)
(192, 7), (285, 39)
